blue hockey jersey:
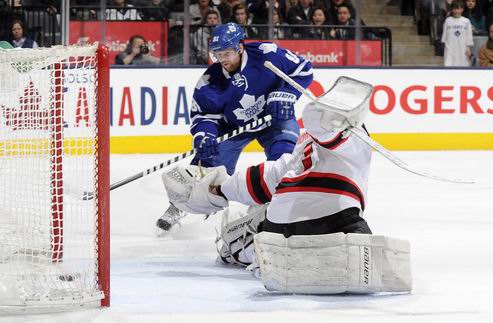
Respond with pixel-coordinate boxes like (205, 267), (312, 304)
(190, 42), (313, 138)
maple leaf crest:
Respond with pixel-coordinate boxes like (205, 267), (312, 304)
(258, 43), (277, 54)
(233, 94), (266, 122)
(1, 80), (50, 130)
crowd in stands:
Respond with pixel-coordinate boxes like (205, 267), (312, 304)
(1, 0), (492, 66)
(0, 1), (375, 46)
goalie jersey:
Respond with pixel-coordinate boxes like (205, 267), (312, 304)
(220, 129), (372, 224)
(191, 42), (313, 137)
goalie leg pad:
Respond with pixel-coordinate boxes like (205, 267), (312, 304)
(216, 204), (266, 266)
(254, 232), (412, 294)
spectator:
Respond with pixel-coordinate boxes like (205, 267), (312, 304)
(483, 0), (493, 28)
(231, 3), (257, 38)
(478, 23), (493, 65)
(246, 0), (287, 25)
(439, 0), (455, 17)
(441, 0), (474, 66)
(217, 0), (241, 23)
(163, 0), (182, 12)
(9, 19), (38, 48)
(71, 0), (99, 20)
(0, 1), (13, 42)
(416, 0), (432, 34)
(329, 4), (355, 39)
(463, 0), (486, 35)
(287, 0), (314, 25)
(309, 6), (330, 39)
(325, 0), (355, 24)
(40, 0), (60, 15)
(272, 8), (288, 39)
(140, 0), (171, 21)
(106, 0), (141, 20)
(191, 9), (220, 64)
(190, 0), (220, 25)
(287, 0), (315, 38)
(115, 35), (160, 65)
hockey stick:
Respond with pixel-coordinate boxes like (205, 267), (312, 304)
(82, 115), (273, 200)
(264, 61), (474, 184)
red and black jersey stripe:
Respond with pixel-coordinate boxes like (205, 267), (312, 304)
(301, 143), (313, 171)
(310, 123), (370, 150)
(246, 163), (272, 204)
(311, 131), (348, 150)
(276, 172), (365, 210)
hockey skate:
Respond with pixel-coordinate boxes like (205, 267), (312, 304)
(155, 204), (186, 234)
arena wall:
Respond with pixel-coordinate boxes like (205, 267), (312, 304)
(93, 67), (493, 153)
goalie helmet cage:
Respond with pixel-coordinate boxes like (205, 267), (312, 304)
(0, 44), (110, 311)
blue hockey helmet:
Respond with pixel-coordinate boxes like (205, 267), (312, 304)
(209, 23), (245, 53)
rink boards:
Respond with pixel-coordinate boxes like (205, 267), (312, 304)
(100, 67), (493, 152)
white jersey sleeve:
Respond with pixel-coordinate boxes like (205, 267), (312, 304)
(220, 153), (291, 206)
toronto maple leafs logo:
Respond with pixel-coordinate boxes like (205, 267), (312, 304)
(233, 94), (265, 122)
(258, 43), (277, 54)
(231, 73), (248, 89)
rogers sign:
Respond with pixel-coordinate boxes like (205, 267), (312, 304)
(304, 70), (493, 133)
(369, 85), (493, 115)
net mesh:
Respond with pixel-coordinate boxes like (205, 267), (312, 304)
(0, 44), (104, 308)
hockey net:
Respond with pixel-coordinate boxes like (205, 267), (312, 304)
(0, 44), (110, 311)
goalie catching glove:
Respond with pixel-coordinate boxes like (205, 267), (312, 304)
(162, 165), (229, 215)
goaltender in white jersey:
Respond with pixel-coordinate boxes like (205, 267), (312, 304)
(163, 76), (412, 295)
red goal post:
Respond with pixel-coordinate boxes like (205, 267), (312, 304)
(0, 44), (110, 310)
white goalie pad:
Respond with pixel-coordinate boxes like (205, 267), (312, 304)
(254, 232), (412, 294)
(162, 165), (229, 215)
(302, 76), (373, 135)
(216, 204), (266, 266)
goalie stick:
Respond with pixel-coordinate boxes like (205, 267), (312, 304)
(82, 115), (273, 200)
(264, 61), (474, 184)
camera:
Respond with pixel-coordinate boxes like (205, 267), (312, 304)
(140, 44), (150, 54)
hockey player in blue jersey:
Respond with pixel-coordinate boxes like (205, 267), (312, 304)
(156, 22), (313, 232)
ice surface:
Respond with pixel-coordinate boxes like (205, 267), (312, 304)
(2, 151), (493, 323)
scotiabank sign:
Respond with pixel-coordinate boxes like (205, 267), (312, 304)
(249, 39), (382, 66)
(69, 21), (168, 64)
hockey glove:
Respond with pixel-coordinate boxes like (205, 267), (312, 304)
(194, 134), (219, 160)
(266, 91), (297, 122)
(162, 165), (229, 215)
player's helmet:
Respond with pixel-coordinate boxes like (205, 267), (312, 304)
(209, 23), (245, 53)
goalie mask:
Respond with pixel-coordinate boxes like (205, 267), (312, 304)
(301, 76), (373, 137)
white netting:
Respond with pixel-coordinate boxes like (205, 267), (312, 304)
(0, 44), (105, 310)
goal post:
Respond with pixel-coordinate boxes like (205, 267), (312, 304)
(0, 44), (110, 310)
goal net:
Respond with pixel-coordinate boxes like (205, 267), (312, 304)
(0, 44), (110, 311)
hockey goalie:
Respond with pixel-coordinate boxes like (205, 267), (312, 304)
(162, 77), (412, 294)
